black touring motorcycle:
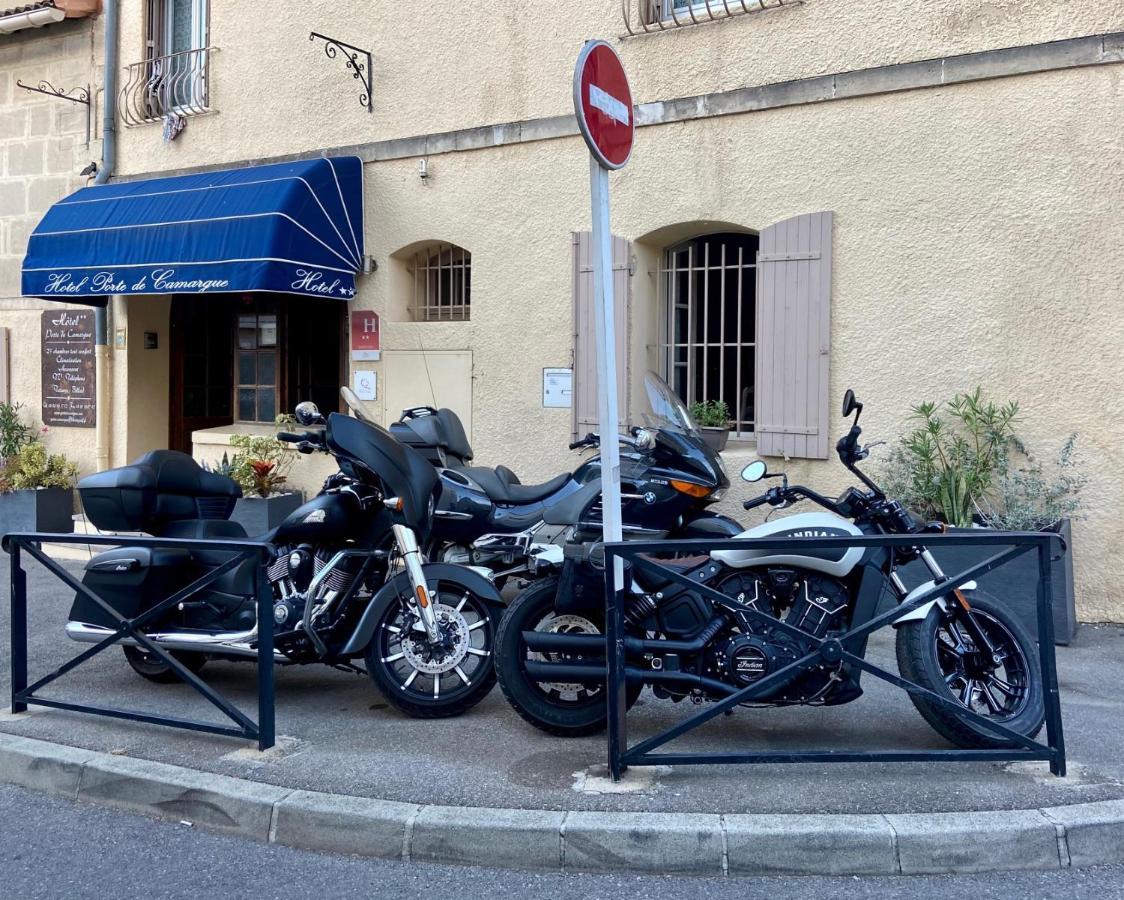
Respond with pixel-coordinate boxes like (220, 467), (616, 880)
(496, 389), (1045, 748)
(389, 372), (742, 583)
(66, 388), (502, 718)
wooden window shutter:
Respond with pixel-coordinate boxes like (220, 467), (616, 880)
(0, 327), (9, 404)
(754, 211), (834, 459)
(572, 231), (631, 439)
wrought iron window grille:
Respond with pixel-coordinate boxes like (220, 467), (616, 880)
(408, 244), (471, 322)
(657, 234), (759, 438)
(622, 0), (800, 36)
(309, 32), (373, 113)
(120, 46), (215, 127)
(15, 79), (92, 146)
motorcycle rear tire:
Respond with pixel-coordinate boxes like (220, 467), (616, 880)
(496, 577), (642, 738)
(122, 645), (208, 684)
(895, 591), (1045, 749)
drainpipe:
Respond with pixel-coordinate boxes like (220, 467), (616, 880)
(93, 0), (117, 471)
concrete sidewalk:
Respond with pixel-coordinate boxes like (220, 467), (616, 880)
(1, 557), (1123, 874)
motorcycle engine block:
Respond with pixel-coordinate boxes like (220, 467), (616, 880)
(707, 569), (850, 702)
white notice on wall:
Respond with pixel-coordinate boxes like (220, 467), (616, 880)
(353, 370), (377, 402)
(543, 368), (573, 409)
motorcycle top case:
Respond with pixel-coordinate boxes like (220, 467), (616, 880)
(78, 450), (241, 533)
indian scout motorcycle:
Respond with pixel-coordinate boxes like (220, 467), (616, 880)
(495, 389), (1045, 748)
(65, 387), (503, 718)
(389, 372), (742, 583)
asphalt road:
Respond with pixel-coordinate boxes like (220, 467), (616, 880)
(2, 782), (1123, 900)
(2, 555), (1123, 814)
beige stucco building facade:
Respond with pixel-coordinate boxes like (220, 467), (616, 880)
(2, 1), (1123, 618)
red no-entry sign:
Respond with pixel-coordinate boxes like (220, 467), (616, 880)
(572, 39), (633, 577)
(573, 40), (634, 170)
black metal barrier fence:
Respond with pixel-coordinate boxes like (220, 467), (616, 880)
(4, 532), (276, 751)
(602, 531), (1065, 781)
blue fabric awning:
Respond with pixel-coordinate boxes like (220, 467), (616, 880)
(22, 156), (364, 302)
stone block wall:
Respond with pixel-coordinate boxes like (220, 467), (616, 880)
(0, 16), (104, 472)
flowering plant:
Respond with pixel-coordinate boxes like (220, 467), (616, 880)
(228, 434), (294, 498)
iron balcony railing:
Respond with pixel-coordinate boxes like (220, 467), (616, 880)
(120, 46), (215, 127)
(622, 0), (797, 35)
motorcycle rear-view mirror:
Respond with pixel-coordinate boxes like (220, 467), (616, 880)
(295, 401), (324, 426)
(842, 389), (861, 418)
(741, 460), (768, 483)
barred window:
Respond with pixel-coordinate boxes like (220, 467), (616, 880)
(658, 232), (759, 437)
(624, 0), (794, 35)
(409, 244), (471, 322)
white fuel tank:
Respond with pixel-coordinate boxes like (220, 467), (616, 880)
(711, 512), (865, 578)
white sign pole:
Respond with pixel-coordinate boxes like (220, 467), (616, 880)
(589, 156), (625, 589)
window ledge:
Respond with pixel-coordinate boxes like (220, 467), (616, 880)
(719, 441), (759, 459)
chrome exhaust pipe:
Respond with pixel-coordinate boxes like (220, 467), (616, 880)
(65, 621), (287, 662)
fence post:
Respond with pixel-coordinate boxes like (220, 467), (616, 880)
(605, 549), (628, 782)
(1036, 538), (1066, 777)
(255, 559), (275, 751)
(9, 541), (27, 714)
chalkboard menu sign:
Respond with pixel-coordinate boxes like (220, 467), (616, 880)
(41, 309), (96, 428)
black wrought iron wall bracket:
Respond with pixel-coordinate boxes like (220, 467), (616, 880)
(309, 32), (372, 113)
(16, 79), (92, 146)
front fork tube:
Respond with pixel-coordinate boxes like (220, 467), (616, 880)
(911, 547), (1001, 664)
(392, 524), (441, 642)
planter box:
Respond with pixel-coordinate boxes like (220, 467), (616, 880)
(0, 487), (75, 535)
(228, 491), (303, 536)
(700, 427), (730, 452)
(896, 518), (1076, 645)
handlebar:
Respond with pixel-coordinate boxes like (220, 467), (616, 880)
(568, 431), (648, 451)
(278, 430), (326, 454)
(744, 483), (840, 514)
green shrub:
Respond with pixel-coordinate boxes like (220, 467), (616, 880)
(5, 442), (79, 491)
(690, 399), (730, 429)
(980, 434), (1085, 531)
(0, 402), (37, 460)
(877, 388), (1083, 530)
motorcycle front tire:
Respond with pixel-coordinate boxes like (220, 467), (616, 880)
(364, 579), (498, 719)
(895, 591), (1045, 749)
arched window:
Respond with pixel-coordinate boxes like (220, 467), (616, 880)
(658, 232), (759, 437)
(408, 243), (471, 322)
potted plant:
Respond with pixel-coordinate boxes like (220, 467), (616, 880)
(225, 433), (302, 534)
(690, 399), (732, 452)
(879, 389), (1083, 643)
(0, 404), (79, 534)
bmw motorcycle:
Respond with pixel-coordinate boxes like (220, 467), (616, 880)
(390, 373), (742, 582)
(66, 387), (502, 719)
(496, 389), (1045, 748)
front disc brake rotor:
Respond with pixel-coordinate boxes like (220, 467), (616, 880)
(401, 603), (471, 675)
(530, 613), (601, 695)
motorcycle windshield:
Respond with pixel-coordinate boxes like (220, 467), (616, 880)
(326, 410), (437, 533)
(642, 372), (701, 435)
